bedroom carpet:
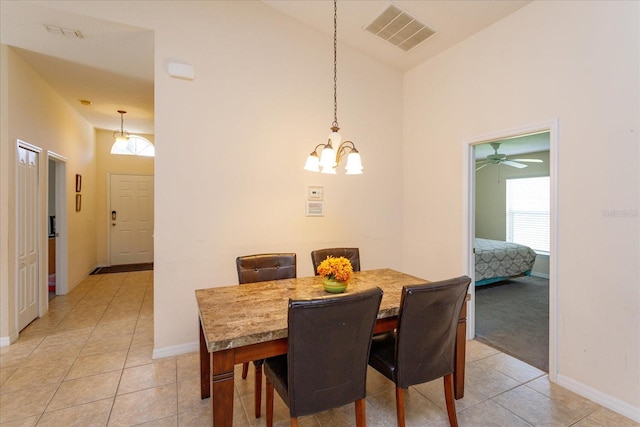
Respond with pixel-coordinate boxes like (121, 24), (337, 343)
(91, 262), (154, 274)
(475, 275), (549, 372)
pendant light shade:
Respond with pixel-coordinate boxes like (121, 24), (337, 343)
(303, 154), (320, 172)
(345, 151), (363, 174)
(319, 144), (336, 169)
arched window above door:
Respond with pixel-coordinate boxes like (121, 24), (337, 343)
(110, 135), (155, 157)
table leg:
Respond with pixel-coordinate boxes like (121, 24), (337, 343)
(454, 299), (468, 399)
(211, 349), (235, 426)
(199, 320), (210, 399)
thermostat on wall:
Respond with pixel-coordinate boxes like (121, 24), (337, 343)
(308, 186), (323, 200)
(306, 201), (323, 217)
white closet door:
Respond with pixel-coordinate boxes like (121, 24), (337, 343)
(17, 145), (39, 330)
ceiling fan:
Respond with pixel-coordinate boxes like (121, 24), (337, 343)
(476, 142), (543, 171)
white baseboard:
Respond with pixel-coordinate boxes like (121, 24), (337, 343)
(90, 264), (108, 274)
(556, 374), (640, 423)
(0, 331), (19, 347)
(531, 271), (550, 279)
(152, 341), (199, 359)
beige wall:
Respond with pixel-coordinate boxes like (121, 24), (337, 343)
(0, 45), (97, 342)
(95, 129), (154, 265)
(151, 1), (403, 354)
(1, 45), (10, 344)
(404, 0), (638, 416)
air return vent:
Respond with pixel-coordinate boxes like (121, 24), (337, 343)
(44, 24), (83, 39)
(365, 5), (435, 51)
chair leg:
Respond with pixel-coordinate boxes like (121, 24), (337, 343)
(266, 378), (274, 427)
(354, 398), (366, 427)
(254, 364), (263, 418)
(443, 374), (459, 427)
(242, 362), (249, 379)
(395, 386), (406, 427)
(291, 418), (299, 427)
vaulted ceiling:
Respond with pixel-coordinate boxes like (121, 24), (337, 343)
(0, 1), (531, 139)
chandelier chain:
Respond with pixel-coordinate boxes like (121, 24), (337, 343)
(332, 0), (338, 129)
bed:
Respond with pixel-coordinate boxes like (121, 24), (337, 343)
(475, 238), (537, 286)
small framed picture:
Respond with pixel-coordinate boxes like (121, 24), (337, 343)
(75, 174), (82, 193)
(75, 194), (82, 212)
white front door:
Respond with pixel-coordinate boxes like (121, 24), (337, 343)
(109, 174), (154, 265)
(17, 145), (39, 330)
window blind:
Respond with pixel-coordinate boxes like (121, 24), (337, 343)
(506, 176), (550, 253)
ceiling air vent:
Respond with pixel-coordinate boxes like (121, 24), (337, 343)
(365, 5), (435, 52)
(44, 24), (83, 39)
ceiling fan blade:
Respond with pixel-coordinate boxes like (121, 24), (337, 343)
(502, 160), (528, 169)
(475, 162), (488, 171)
(511, 158), (543, 163)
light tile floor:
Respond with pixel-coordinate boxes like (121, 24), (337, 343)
(1, 271), (638, 426)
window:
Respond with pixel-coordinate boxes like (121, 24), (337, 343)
(506, 176), (550, 253)
(110, 135), (155, 157)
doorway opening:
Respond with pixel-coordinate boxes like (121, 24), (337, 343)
(474, 133), (550, 371)
(47, 152), (67, 297)
(47, 158), (56, 300)
(464, 120), (558, 380)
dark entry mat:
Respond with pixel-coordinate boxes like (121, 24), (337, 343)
(91, 263), (153, 275)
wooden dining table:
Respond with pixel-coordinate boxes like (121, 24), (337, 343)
(196, 268), (469, 426)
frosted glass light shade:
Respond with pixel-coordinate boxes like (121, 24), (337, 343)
(111, 135), (155, 157)
(345, 152), (363, 175)
(303, 154), (320, 172)
(319, 145), (336, 168)
(321, 165), (337, 174)
(111, 137), (129, 154)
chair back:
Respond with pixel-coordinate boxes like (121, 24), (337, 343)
(311, 248), (360, 274)
(236, 253), (297, 284)
(286, 287), (383, 417)
(395, 276), (471, 389)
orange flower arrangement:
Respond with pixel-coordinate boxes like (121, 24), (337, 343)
(316, 256), (353, 282)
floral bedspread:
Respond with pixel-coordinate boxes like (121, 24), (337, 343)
(475, 238), (537, 283)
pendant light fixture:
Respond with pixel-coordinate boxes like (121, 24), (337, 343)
(303, 0), (363, 175)
(113, 110), (130, 150)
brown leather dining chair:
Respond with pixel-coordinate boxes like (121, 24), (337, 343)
(264, 287), (383, 427)
(311, 247), (360, 274)
(236, 253), (297, 418)
(367, 276), (471, 427)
